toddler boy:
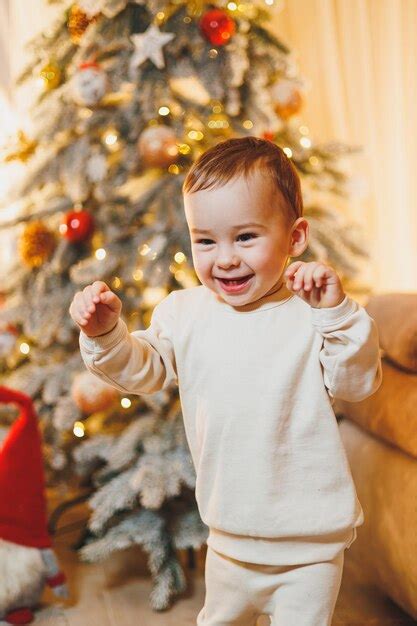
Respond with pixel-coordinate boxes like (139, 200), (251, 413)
(70, 137), (382, 625)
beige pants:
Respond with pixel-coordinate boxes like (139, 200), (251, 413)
(197, 546), (345, 626)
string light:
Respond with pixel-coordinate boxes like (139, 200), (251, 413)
(243, 120), (253, 129)
(104, 132), (118, 146)
(95, 248), (106, 260)
(132, 269), (143, 281)
(78, 107), (93, 119)
(73, 421), (85, 437)
(300, 137), (312, 149)
(139, 243), (151, 256)
(158, 106), (170, 116)
(208, 117), (229, 130)
(188, 130), (204, 141)
(19, 342), (30, 355)
(283, 147), (293, 158)
(174, 251), (186, 263)
(174, 269), (186, 282)
(101, 127), (120, 152)
(121, 397), (131, 408)
(178, 143), (191, 154)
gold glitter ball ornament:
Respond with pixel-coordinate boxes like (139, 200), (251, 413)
(40, 61), (62, 90)
(19, 221), (57, 268)
(67, 4), (98, 44)
(271, 78), (304, 120)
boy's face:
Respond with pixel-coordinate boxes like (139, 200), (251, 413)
(184, 168), (308, 306)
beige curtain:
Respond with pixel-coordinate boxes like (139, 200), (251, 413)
(5, 0), (61, 114)
(271, 0), (417, 293)
(0, 1), (11, 100)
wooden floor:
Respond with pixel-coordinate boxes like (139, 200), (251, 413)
(28, 518), (416, 626)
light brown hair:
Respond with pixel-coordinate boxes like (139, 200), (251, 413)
(182, 136), (303, 224)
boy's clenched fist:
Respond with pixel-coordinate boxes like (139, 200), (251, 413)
(69, 281), (122, 337)
(284, 261), (346, 309)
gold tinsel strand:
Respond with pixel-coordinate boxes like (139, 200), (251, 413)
(4, 131), (38, 163)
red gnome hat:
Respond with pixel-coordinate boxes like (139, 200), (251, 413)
(0, 385), (51, 547)
(0, 386), (68, 599)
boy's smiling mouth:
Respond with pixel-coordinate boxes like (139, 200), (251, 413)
(215, 275), (254, 293)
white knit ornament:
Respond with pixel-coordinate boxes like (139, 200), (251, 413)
(72, 62), (107, 107)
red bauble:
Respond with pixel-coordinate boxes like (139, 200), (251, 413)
(62, 209), (94, 243)
(199, 9), (236, 46)
(262, 131), (276, 142)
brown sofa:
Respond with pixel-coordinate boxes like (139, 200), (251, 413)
(336, 292), (417, 620)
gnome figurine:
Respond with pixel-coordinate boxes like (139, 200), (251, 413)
(0, 386), (68, 624)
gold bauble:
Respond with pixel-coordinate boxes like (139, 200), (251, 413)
(67, 4), (98, 44)
(274, 90), (303, 120)
(19, 221), (57, 269)
(271, 79), (304, 120)
(71, 370), (119, 414)
(40, 61), (62, 90)
(137, 125), (179, 168)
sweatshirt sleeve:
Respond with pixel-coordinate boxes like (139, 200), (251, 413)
(78, 290), (177, 395)
(311, 294), (383, 402)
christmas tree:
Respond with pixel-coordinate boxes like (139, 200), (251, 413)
(0, 0), (370, 611)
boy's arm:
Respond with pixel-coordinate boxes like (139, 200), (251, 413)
(311, 294), (383, 402)
(78, 291), (177, 395)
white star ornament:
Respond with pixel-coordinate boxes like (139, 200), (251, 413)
(130, 24), (175, 71)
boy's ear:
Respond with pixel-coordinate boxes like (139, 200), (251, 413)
(288, 218), (309, 257)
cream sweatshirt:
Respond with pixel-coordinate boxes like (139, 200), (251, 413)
(79, 283), (382, 565)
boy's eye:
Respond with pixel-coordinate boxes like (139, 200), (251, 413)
(195, 233), (257, 245)
(238, 232), (257, 242)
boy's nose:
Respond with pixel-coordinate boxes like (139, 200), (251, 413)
(215, 245), (240, 268)
(216, 254), (240, 269)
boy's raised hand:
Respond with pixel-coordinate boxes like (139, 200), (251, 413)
(69, 281), (122, 337)
(284, 261), (346, 309)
